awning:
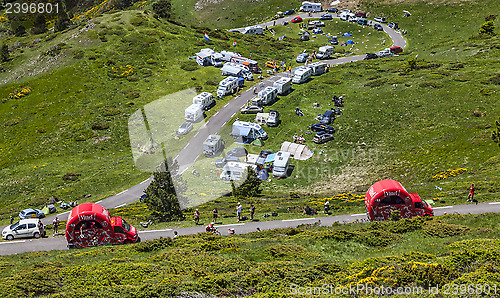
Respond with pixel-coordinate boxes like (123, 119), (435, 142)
(265, 153), (276, 163)
(232, 126), (252, 137)
(280, 141), (313, 160)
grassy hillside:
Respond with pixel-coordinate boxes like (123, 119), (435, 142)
(1, 213), (499, 297)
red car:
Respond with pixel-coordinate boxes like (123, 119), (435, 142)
(291, 17), (303, 23)
(390, 46), (403, 54)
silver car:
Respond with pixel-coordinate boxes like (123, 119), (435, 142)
(2, 219), (42, 240)
(177, 122), (194, 135)
(241, 105), (263, 114)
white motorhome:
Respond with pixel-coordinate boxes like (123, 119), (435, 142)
(231, 121), (267, 140)
(292, 67), (312, 84)
(300, 1), (322, 12)
(185, 104), (204, 122)
(220, 162), (256, 181)
(221, 63), (253, 81)
(196, 48), (223, 67)
(225, 62), (254, 80)
(308, 61), (327, 76)
(273, 77), (292, 95)
(217, 76), (239, 97)
(242, 25), (264, 35)
(220, 50), (241, 62)
(272, 151), (291, 178)
(203, 134), (224, 157)
(193, 92), (215, 111)
(316, 45), (334, 59)
(257, 86), (278, 105)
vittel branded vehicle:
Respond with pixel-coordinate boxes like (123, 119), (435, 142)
(365, 179), (434, 221)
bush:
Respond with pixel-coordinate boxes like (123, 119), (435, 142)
(364, 78), (387, 87)
(266, 244), (306, 259)
(62, 173), (81, 181)
(180, 60), (198, 71)
(91, 122), (110, 130)
(152, 0), (172, 19)
(4, 118), (19, 126)
(419, 81), (443, 88)
(134, 237), (173, 252)
(422, 221), (470, 238)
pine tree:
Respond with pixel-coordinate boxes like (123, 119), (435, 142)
(14, 24), (26, 37)
(232, 167), (262, 199)
(479, 20), (496, 36)
(32, 14), (47, 35)
(55, 9), (71, 32)
(152, 0), (172, 19)
(143, 158), (185, 222)
(0, 44), (9, 63)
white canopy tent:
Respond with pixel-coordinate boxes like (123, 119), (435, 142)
(280, 141), (313, 160)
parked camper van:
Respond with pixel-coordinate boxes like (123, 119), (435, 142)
(193, 92), (215, 111)
(292, 67), (312, 84)
(242, 25), (264, 35)
(272, 151), (291, 178)
(300, 1), (322, 12)
(257, 86), (278, 105)
(185, 104), (204, 122)
(217, 76), (239, 97)
(221, 63), (253, 80)
(196, 48), (223, 67)
(273, 77), (292, 95)
(203, 135), (225, 157)
(231, 121), (268, 140)
(220, 162), (256, 181)
(308, 61), (327, 76)
(220, 50), (241, 62)
(316, 45), (334, 59)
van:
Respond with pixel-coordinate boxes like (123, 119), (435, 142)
(185, 104), (204, 122)
(203, 135), (225, 157)
(292, 67), (312, 84)
(272, 151), (291, 178)
(193, 92), (215, 111)
(2, 218), (42, 240)
(217, 76), (239, 97)
(221, 63), (253, 80)
(308, 61), (327, 76)
(273, 77), (292, 95)
(242, 25), (264, 35)
(316, 45), (334, 59)
(220, 50), (241, 62)
(231, 121), (267, 140)
(257, 86), (278, 105)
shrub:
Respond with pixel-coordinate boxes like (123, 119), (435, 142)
(390, 210), (401, 221)
(134, 237), (173, 252)
(91, 122), (110, 130)
(266, 244), (306, 259)
(62, 173), (81, 181)
(364, 78), (387, 87)
(126, 91), (140, 99)
(422, 221), (470, 238)
(180, 61), (198, 71)
(323, 78), (342, 85)
(419, 81), (443, 88)
(4, 119), (19, 126)
(101, 106), (121, 116)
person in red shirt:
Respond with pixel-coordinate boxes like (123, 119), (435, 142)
(467, 184), (475, 202)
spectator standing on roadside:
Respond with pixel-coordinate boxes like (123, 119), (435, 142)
(194, 209), (200, 225)
(236, 203), (242, 222)
(467, 183), (475, 202)
(250, 204), (255, 221)
(10, 216), (13, 224)
(52, 217), (59, 236)
(324, 200), (330, 214)
(212, 208), (218, 223)
(38, 220), (44, 238)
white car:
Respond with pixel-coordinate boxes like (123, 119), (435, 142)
(374, 17), (387, 23)
(377, 50), (392, 58)
(310, 20), (325, 27)
(177, 122), (194, 135)
(2, 218), (42, 240)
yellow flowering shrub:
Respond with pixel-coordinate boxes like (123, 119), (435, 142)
(6, 86), (32, 101)
(430, 168), (467, 181)
(108, 65), (134, 78)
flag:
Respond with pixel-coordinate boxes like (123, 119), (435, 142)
(233, 40), (237, 47)
(204, 32), (209, 41)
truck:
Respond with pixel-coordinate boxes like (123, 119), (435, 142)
(217, 76), (239, 97)
(220, 162), (257, 181)
(308, 61), (327, 76)
(185, 104), (204, 122)
(316, 45), (334, 59)
(231, 121), (267, 140)
(272, 151), (291, 178)
(195, 48), (223, 67)
(193, 92), (215, 111)
(256, 86), (278, 105)
(365, 179), (434, 221)
(273, 77), (292, 95)
(292, 67), (312, 84)
(65, 203), (140, 249)
(221, 63), (253, 81)
(242, 25), (264, 35)
(203, 134), (225, 157)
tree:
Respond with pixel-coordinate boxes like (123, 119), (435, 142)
(0, 44), (9, 63)
(14, 24), (26, 37)
(231, 167), (262, 199)
(152, 0), (172, 19)
(55, 10), (71, 32)
(492, 116), (500, 147)
(32, 14), (47, 35)
(479, 20), (496, 36)
(143, 158), (185, 222)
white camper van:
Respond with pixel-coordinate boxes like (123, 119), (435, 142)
(185, 104), (204, 122)
(203, 134), (225, 157)
(196, 48), (223, 67)
(225, 62), (254, 80)
(273, 77), (292, 95)
(316, 45), (334, 59)
(220, 50), (241, 62)
(257, 86), (278, 105)
(300, 1), (322, 12)
(220, 162), (257, 181)
(242, 25), (264, 35)
(221, 63), (253, 81)
(272, 151), (291, 178)
(217, 76), (239, 97)
(231, 121), (267, 140)
(308, 61), (327, 76)
(292, 67), (312, 84)
(193, 92), (215, 111)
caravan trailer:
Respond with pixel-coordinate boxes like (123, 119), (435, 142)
(272, 151), (291, 178)
(221, 63), (253, 80)
(300, 1), (322, 12)
(229, 56), (261, 73)
(273, 77), (292, 95)
(257, 86), (278, 105)
(185, 104), (204, 122)
(193, 92), (215, 111)
(217, 76), (239, 97)
(203, 135), (225, 157)
(308, 61), (327, 76)
(196, 49), (223, 67)
(292, 67), (312, 84)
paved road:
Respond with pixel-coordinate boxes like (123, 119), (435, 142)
(1, 202), (499, 255)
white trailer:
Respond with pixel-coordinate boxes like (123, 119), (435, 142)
(272, 151), (291, 178)
(242, 25), (264, 35)
(273, 77), (292, 95)
(203, 134), (225, 157)
(220, 162), (257, 181)
(217, 76), (239, 97)
(193, 92), (215, 111)
(225, 62), (254, 80)
(196, 48), (223, 67)
(185, 104), (204, 122)
(316, 45), (334, 59)
(257, 86), (278, 105)
(292, 67), (312, 84)
(308, 61), (327, 76)
(300, 1), (322, 12)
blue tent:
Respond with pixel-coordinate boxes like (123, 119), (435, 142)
(346, 39), (355, 44)
(312, 28), (323, 34)
(257, 169), (269, 180)
(342, 32), (352, 37)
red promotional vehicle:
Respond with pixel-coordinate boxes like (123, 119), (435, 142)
(65, 203), (140, 248)
(365, 179), (433, 221)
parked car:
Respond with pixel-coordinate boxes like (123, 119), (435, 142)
(339, 9), (350, 14)
(267, 110), (280, 127)
(388, 22), (398, 29)
(313, 131), (334, 144)
(241, 105), (264, 114)
(227, 147), (248, 157)
(215, 156), (240, 168)
(377, 49), (392, 58)
(349, 16), (359, 23)
(326, 8), (338, 13)
(300, 34), (310, 41)
(320, 110), (335, 124)
(355, 11), (366, 18)
(390, 46), (403, 54)
(309, 123), (335, 134)
(284, 9), (295, 15)
(291, 16), (303, 23)
(374, 17), (386, 23)
(177, 121), (194, 135)
(2, 218), (42, 240)
(265, 61), (281, 69)
(19, 208), (44, 219)
(296, 53), (309, 63)
(364, 53), (379, 60)
(310, 20), (325, 27)
(319, 13), (333, 20)
(373, 23), (383, 31)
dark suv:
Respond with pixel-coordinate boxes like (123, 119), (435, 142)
(320, 110), (335, 124)
(310, 123), (335, 134)
(364, 53), (378, 60)
(313, 131), (334, 144)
